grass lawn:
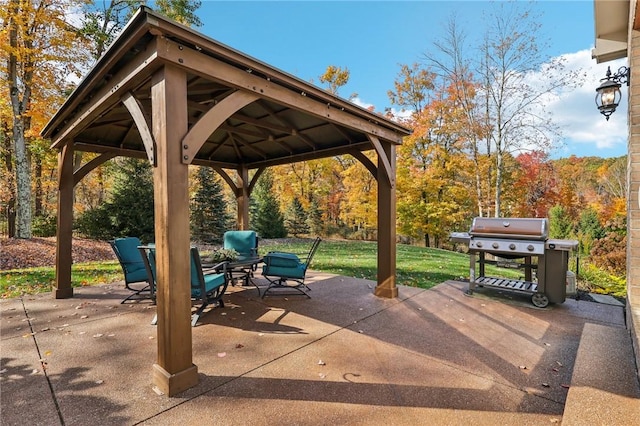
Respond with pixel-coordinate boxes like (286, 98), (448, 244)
(258, 239), (520, 288)
(1, 261), (123, 299)
(1, 239), (522, 299)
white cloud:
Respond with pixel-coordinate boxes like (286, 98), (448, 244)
(542, 50), (628, 158)
(351, 96), (413, 121)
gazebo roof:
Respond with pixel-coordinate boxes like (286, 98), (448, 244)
(42, 6), (410, 169)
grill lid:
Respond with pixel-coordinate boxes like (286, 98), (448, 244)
(469, 217), (548, 240)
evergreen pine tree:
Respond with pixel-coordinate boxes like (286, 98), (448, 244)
(549, 205), (573, 239)
(109, 158), (155, 242)
(306, 197), (324, 236)
(191, 167), (232, 243)
(285, 197), (309, 237)
(76, 158), (155, 242)
(251, 170), (287, 238)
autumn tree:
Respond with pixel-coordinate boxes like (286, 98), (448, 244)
(422, 16), (490, 217)
(476, 2), (583, 216)
(340, 156), (377, 240)
(319, 65), (350, 96)
(511, 151), (560, 218)
(387, 62), (435, 121)
(1, 0), (91, 238)
(423, 4), (583, 217)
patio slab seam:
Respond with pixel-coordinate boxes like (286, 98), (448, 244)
(6, 297), (65, 425)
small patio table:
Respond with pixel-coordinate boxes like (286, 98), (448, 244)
(204, 256), (263, 294)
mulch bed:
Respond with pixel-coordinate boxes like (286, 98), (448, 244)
(0, 237), (116, 270)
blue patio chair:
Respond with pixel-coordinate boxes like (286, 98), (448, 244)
(138, 245), (230, 327)
(110, 237), (154, 303)
(223, 230), (260, 289)
(261, 237), (321, 298)
(223, 230), (258, 259)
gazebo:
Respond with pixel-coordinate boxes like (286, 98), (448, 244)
(41, 6), (411, 396)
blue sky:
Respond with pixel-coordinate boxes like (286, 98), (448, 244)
(192, 1), (627, 159)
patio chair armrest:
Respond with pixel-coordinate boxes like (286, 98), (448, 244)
(202, 261), (228, 275)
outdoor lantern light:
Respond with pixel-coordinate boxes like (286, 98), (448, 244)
(595, 66), (630, 120)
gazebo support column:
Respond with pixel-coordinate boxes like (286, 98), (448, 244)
(374, 142), (398, 298)
(236, 166), (250, 230)
(54, 143), (74, 299)
(151, 65), (198, 396)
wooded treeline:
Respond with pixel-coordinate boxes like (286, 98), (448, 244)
(0, 1), (628, 279)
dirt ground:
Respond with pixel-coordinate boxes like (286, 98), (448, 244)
(0, 237), (116, 270)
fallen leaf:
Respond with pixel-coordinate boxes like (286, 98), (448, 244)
(552, 368), (559, 372)
(44, 350), (52, 356)
(544, 343), (551, 347)
(541, 383), (550, 388)
(40, 327), (50, 332)
(95, 380), (104, 385)
(556, 361), (563, 367)
(93, 334), (103, 338)
(235, 344), (244, 349)
(560, 384), (570, 389)
(152, 386), (165, 395)
(217, 352), (227, 358)
(519, 365), (527, 370)
(80, 315), (88, 319)
(318, 360), (326, 366)
(319, 373), (326, 379)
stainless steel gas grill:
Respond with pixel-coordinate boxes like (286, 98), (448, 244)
(450, 217), (577, 308)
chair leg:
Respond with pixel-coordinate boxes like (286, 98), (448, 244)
(121, 283), (152, 304)
(261, 277), (310, 298)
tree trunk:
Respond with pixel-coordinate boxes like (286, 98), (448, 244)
(13, 120), (31, 238)
(34, 156), (42, 216)
(494, 148), (503, 218)
(8, 0), (32, 238)
(1, 127), (16, 237)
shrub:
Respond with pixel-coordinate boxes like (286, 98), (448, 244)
(32, 214), (57, 237)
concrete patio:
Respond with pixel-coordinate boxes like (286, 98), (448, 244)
(2, 272), (639, 425)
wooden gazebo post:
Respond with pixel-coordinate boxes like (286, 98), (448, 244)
(236, 165), (250, 230)
(373, 139), (398, 298)
(150, 64), (198, 396)
(54, 143), (75, 299)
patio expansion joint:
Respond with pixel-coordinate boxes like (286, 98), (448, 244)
(18, 297), (65, 426)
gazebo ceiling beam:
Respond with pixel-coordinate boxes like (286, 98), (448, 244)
(218, 128), (269, 159)
(258, 101), (317, 150)
(245, 141), (372, 169)
(232, 112), (293, 134)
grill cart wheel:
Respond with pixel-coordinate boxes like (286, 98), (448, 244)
(531, 293), (549, 308)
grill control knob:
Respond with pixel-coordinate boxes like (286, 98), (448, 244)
(527, 244), (535, 251)
(476, 241), (483, 248)
(509, 243), (516, 250)
(492, 242), (499, 249)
